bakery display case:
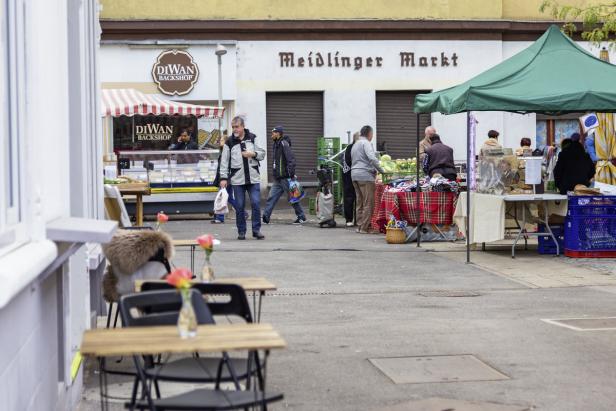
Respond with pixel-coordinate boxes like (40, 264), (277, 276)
(116, 150), (220, 214)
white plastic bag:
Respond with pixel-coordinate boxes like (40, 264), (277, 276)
(214, 189), (229, 215)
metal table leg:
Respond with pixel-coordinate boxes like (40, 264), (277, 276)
(98, 358), (110, 411)
(511, 203), (527, 258)
(190, 245), (195, 273)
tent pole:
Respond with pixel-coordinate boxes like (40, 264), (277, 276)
(416, 113), (421, 248)
(466, 112), (471, 264)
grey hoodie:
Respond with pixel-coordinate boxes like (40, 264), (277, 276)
(351, 137), (384, 182)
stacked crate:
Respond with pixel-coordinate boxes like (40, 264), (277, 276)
(317, 137), (342, 205)
(564, 196), (616, 258)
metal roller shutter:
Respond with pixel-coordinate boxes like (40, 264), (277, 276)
(375, 91), (431, 159)
(266, 92), (324, 183)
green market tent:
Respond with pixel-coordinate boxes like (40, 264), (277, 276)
(412, 25), (616, 261)
(414, 25), (616, 115)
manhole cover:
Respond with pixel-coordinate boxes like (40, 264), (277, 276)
(376, 397), (530, 411)
(369, 355), (509, 384)
(418, 290), (482, 298)
(542, 317), (616, 331)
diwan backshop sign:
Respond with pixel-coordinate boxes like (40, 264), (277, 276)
(152, 50), (200, 96)
(278, 50), (459, 70)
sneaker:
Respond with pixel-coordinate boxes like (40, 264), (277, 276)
(252, 232), (265, 240)
(346, 222), (354, 227)
(237, 233), (246, 240)
(262, 215), (270, 224)
(293, 216), (307, 225)
(211, 219), (224, 224)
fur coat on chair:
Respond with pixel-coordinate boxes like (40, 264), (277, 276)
(102, 229), (174, 302)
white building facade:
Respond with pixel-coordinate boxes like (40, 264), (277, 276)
(0, 0), (108, 410)
(100, 24), (613, 186)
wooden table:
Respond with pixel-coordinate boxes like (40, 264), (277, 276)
(81, 323), (286, 357)
(117, 184), (151, 226)
(135, 277), (277, 322)
(82, 323), (285, 411)
(172, 239), (198, 272)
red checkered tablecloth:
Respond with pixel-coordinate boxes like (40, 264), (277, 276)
(372, 186), (456, 231)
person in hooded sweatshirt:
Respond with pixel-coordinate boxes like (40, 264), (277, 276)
(554, 132), (596, 195)
(262, 126), (307, 225)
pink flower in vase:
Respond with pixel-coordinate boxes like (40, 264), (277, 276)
(156, 211), (169, 230)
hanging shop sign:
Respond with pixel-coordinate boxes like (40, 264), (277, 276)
(152, 50), (200, 96)
(278, 51), (459, 70)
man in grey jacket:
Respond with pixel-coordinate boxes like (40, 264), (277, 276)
(351, 125), (384, 234)
(219, 116), (266, 240)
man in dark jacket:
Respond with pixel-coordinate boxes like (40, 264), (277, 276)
(262, 126), (306, 225)
(169, 130), (198, 150)
(422, 134), (457, 180)
(554, 133), (595, 194)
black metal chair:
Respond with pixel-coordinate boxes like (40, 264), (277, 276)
(139, 282), (262, 389)
(119, 289), (283, 410)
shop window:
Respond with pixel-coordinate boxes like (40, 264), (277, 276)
(0, 0), (26, 257)
(536, 115), (582, 148)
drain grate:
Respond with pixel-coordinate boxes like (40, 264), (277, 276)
(270, 289), (335, 296)
(418, 290), (482, 298)
(377, 398), (530, 411)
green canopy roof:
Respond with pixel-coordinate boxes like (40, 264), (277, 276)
(414, 25), (616, 115)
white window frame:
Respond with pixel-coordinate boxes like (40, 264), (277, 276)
(0, 0), (27, 257)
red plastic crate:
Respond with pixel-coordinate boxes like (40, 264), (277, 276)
(565, 249), (616, 258)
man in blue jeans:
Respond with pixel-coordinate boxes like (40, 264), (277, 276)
(219, 116), (266, 240)
(262, 126), (306, 225)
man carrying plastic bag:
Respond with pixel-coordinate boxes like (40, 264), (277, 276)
(262, 126), (307, 225)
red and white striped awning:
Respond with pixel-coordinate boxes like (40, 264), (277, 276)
(101, 88), (224, 118)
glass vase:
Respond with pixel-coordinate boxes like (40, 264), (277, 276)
(201, 256), (214, 282)
(177, 289), (198, 339)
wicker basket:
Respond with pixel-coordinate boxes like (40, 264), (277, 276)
(385, 227), (406, 244)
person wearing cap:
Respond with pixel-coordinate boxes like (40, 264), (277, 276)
(262, 126), (307, 225)
(480, 129), (502, 157)
(554, 132), (595, 195)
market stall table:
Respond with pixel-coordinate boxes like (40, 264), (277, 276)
(454, 192), (568, 257)
(135, 277), (277, 322)
(81, 323), (286, 411)
(373, 184), (457, 240)
(117, 183), (151, 226)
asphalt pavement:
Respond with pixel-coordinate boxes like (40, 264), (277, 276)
(80, 211), (616, 411)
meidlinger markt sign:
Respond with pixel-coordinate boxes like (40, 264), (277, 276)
(278, 51), (460, 70)
(152, 50), (200, 96)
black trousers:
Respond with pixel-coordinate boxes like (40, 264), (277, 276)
(342, 172), (356, 223)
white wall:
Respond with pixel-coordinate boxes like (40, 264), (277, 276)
(0, 0), (103, 410)
(235, 39), (530, 177)
(100, 44), (237, 101)
(103, 37), (615, 178)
